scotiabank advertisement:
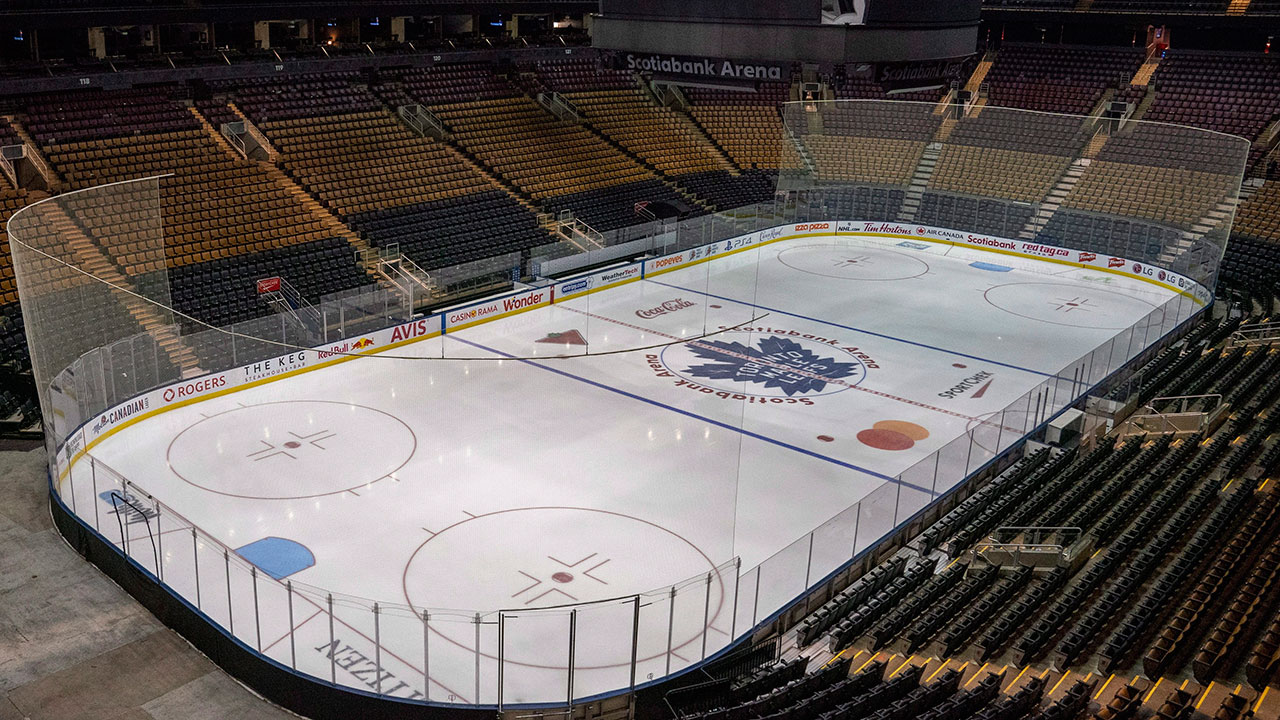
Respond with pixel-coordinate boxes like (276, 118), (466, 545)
(838, 221), (1209, 304)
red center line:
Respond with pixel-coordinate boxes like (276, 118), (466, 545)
(559, 304), (1024, 434)
(262, 608), (323, 653)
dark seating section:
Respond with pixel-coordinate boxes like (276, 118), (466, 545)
(527, 57), (635, 94)
(831, 73), (948, 104)
(811, 186), (907, 220)
(1143, 50), (1280, 168)
(194, 99), (241, 129)
(0, 117), (20, 149)
(23, 88), (196, 145)
(917, 192), (1034, 238)
(984, 44), (1144, 116)
(169, 236), (369, 330)
(391, 62), (517, 105)
(981, 0), (1077, 7)
(984, 0), (1242, 10)
(1038, 208), (1183, 260)
(543, 178), (687, 231)
(676, 169), (778, 211)
(772, 302), (1280, 712)
(1089, 0), (1230, 12)
(345, 190), (549, 269)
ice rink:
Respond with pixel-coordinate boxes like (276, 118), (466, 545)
(59, 232), (1187, 704)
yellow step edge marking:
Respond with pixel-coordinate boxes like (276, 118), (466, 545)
(1143, 676), (1163, 703)
(1095, 673), (1115, 699)
(971, 661), (989, 686)
(926, 658), (951, 682)
(891, 655), (915, 677)
(1009, 665), (1030, 690)
(1194, 681), (1215, 711)
(1254, 686), (1271, 713)
(1049, 669), (1071, 696)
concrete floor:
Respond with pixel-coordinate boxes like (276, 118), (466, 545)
(0, 444), (295, 720)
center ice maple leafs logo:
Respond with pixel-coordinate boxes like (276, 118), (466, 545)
(684, 336), (862, 396)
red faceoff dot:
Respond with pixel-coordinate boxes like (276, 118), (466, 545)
(952, 363), (967, 368)
(283, 441), (301, 449)
(817, 435), (835, 442)
(710, 304), (722, 309)
(856, 428), (915, 451)
(551, 572), (574, 583)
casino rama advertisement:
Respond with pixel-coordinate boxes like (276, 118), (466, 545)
(66, 219), (1208, 468)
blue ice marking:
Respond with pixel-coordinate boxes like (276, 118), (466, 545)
(969, 262), (1012, 272)
(236, 537), (315, 580)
